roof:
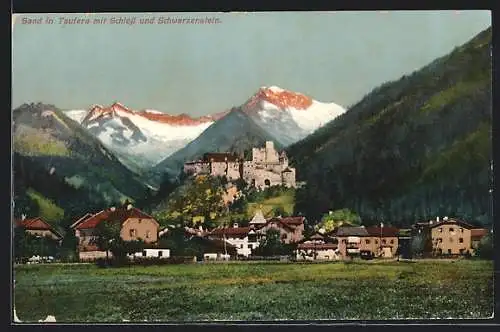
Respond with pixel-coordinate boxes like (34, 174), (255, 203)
(335, 226), (369, 237)
(209, 226), (251, 238)
(73, 206), (157, 230)
(190, 237), (237, 254)
(428, 218), (474, 230)
(264, 219), (297, 231)
(310, 233), (325, 240)
(471, 228), (489, 239)
(15, 217), (63, 239)
(70, 213), (94, 229)
(297, 243), (338, 250)
(268, 216), (305, 226)
(249, 210), (267, 224)
(202, 152), (239, 162)
(365, 226), (400, 237)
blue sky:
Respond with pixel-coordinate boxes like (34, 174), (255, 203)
(12, 11), (491, 116)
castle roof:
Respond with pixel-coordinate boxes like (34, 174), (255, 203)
(202, 152), (239, 162)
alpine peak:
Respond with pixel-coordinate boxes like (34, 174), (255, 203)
(245, 86), (313, 111)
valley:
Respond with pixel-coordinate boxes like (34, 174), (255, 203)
(12, 26), (492, 246)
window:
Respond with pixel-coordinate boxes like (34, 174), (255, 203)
(447, 249), (452, 255)
(240, 244), (243, 249)
(365, 239), (370, 244)
(146, 230), (151, 239)
(342, 239), (346, 244)
(460, 228), (464, 233)
(390, 239), (394, 244)
(439, 238), (443, 243)
(129, 229), (136, 237)
(449, 227), (454, 232)
(158, 251), (163, 257)
(375, 240), (378, 244)
(459, 238), (464, 243)
(382, 239), (386, 244)
(142, 250), (146, 257)
(248, 244), (252, 249)
(439, 228), (443, 233)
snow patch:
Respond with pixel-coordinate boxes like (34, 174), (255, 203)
(262, 85), (285, 93)
(288, 100), (345, 133)
(143, 109), (164, 114)
(64, 110), (88, 123)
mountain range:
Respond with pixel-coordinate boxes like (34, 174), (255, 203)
(12, 26), (492, 228)
(12, 103), (149, 225)
(64, 103), (225, 172)
(63, 86), (345, 183)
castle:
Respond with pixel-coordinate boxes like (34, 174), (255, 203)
(183, 141), (296, 188)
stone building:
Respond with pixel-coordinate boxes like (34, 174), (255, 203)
(183, 141), (296, 188)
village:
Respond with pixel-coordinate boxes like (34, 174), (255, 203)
(15, 203), (492, 264)
(14, 141), (492, 265)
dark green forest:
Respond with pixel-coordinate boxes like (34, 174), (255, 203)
(288, 27), (492, 227)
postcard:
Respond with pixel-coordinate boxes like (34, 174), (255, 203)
(11, 11), (493, 323)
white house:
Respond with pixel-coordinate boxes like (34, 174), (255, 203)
(129, 248), (170, 259)
(207, 223), (261, 257)
(296, 242), (340, 261)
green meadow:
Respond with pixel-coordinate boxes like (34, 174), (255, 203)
(14, 260), (493, 322)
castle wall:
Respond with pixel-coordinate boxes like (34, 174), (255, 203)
(282, 168), (296, 188)
(183, 141), (296, 189)
(226, 162), (241, 181)
(210, 162), (227, 177)
(253, 169), (283, 188)
(252, 148), (265, 163)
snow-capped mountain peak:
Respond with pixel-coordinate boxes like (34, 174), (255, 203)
(65, 102), (218, 170)
(242, 85), (346, 146)
(245, 86), (313, 112)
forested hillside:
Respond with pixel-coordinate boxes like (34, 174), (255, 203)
(12, 103), (150, 227)
(288, 27), (492, 227)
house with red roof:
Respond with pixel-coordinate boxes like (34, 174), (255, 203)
(70, 204), (160, 260)
(15, 217), (63, 242)
(257, 216), (305, 244)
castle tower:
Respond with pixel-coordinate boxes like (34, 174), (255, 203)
(279, 151), (289, 168)
(265, 141), (278, 163)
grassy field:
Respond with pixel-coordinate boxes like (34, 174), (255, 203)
(13, 260), (493, 322)
(246, 191), (295, 218)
